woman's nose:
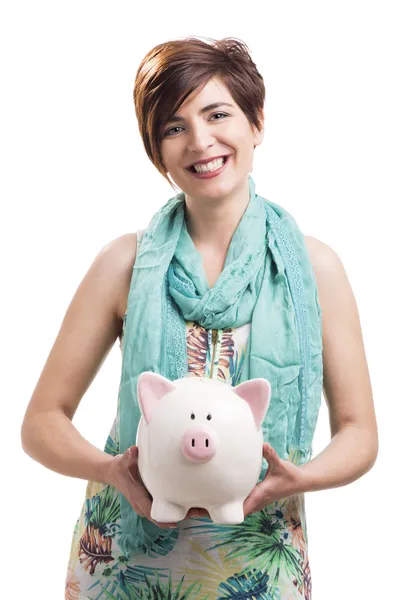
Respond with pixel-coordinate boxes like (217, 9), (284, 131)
(186, 124), (215, 153)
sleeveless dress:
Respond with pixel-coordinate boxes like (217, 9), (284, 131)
(65, 232), (312, 600)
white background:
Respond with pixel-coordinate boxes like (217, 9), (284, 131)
(2, 1), (399, 598)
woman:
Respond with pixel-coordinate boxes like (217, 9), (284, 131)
(21, 37), (378, 599)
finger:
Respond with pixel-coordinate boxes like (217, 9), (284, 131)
(244, 504), (261, 517)
(126, 451), (150, 493)
(243, 493), (264, 514)
(263, 442), (280, 464)
(126, 445), (138, 464)
(244, 481), (263, 501)
(126, 447), (142, 478)
(243, 499), (254, 515)
(125, 448), (139, 478)
(244, 486), (264, 511)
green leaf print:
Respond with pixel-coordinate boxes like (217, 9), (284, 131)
(218, 568), (281, 600)
(100, 570), (208, 600)
(105, 434), (119, 457)
(86, 563), (173, 600)
(182, 508), (303, 587)
(85, 486), (121, 531)
(119, 516), (180, 558)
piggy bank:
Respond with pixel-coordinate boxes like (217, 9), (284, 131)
(135, 372), (271, 525)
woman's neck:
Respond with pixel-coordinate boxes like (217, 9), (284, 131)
(184, 177), (250, 254)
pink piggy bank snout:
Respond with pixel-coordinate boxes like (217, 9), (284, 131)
(181, 426), (216, 462)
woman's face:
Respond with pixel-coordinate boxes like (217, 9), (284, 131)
(159, 76), (264, 202)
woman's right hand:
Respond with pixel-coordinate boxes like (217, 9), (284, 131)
(106, 445), (179, 529)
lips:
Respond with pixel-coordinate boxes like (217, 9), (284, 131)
(186, 155), (230, 179)
(186, 155), (230, 170)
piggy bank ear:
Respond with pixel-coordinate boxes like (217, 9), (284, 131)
(137, 372), (177, 424)
(233, 378), (271, 429)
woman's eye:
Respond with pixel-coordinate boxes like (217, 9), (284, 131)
(210, 112), (228, 121)
(163, 113), (228, 137)
(164, 126), (184, 137)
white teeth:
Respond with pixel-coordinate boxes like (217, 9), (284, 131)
(193, 157), (225, 173)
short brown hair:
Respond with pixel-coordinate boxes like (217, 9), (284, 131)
(133, 36), (265, 190)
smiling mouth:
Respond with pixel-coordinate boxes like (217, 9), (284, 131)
(187, 156), (229, 173)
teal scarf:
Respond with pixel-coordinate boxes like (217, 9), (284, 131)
(116, 174), (323, 556)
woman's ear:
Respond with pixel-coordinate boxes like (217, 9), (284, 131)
(253, 109), (265, 148)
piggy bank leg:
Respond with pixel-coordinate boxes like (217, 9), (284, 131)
(209, 501), (245, 524)
(151, 498), (187, 523)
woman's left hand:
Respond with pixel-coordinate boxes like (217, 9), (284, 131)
(243, 442), (307, 517)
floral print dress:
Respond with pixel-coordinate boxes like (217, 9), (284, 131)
(65, 311), (312, 600)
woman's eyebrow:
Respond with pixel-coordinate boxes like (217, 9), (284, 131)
(166, 102), (234, 124)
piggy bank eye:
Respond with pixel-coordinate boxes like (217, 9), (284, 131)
(190, 412), (195, 420)
(207, 413), (212, 420)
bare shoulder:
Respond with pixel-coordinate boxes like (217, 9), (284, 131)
(304, 235), (341, 274)
(303, 234), (353, 301)
(303, 234), (354, 319)
(100, 232), (138, 322)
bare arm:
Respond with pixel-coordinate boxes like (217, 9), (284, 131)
(299, 237), (379, 491)
(20, 233), (137, 485)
